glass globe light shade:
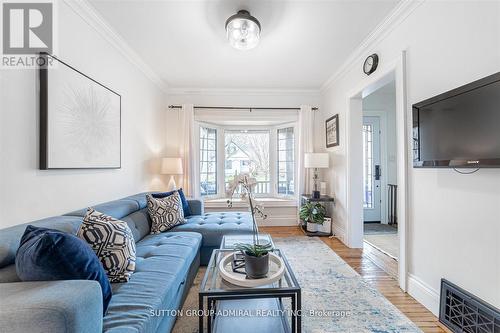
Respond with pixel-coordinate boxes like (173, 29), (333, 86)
(225, 10), (261, 50)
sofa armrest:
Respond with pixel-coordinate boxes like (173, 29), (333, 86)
(188, 199), (204, 215)
(0, 280), (103, 333)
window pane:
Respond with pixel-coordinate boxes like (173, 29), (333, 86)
(224, 130), (270, 195)
(200, 126), (217, 196)
(207, 162), (216, 173)
(277, 127), (295, 195)
(278, 140), (287, 150)
(278, 150), (287, 161)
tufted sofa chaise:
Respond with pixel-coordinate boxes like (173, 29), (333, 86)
(0, 192), (253, 333)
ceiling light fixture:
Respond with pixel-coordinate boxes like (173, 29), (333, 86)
(225, 10), (261, 50)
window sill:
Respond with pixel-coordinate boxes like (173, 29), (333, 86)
(204, 197), (297, 208)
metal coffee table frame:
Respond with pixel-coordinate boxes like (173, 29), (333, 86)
(199, 249), (301, 333)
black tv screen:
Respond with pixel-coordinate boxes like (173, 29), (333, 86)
(413, 72), (500, 168)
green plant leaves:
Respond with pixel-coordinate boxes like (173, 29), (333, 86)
(299, 202), (326, 224)
(234, 242), (273, 257)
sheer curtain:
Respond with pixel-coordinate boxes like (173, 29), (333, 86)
(179, 104), (197, 197)
(297, 105), (314, 205)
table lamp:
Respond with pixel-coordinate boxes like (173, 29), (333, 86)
(161, 157), (183, 191)
(304, 153), (329, 199)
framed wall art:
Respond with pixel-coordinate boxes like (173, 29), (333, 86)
(325, 114), (339, 148)
(39, 53), (121, 169)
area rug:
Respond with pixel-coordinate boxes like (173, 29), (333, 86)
(364, 233), (399, 259)
(173, 236), (421, 333)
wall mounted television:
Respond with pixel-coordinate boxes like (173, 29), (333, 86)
(413, 72), (500, 168)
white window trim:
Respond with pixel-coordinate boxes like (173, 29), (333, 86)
(194, 121), (298, 201)
(195, 122), (220, 199)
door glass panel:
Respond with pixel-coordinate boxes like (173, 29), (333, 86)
(363, 124), (374, 208)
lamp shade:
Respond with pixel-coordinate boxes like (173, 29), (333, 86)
(304, 153), (329, 168)
(161, 157), (183, 175)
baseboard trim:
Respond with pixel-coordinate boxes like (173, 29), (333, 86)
(407, 273), (440, 316)
(331, 221), (346, 244)
(258, 216), (297, 227)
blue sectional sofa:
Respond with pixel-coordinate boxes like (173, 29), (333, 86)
(0, 192), (254, 333)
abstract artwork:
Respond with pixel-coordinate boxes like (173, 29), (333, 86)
(325, 114), (339, 148)
(40, 54), (121, 169)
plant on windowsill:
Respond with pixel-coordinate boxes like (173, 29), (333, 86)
(226, 173), (271, 279)
(299, 201), (327, 233)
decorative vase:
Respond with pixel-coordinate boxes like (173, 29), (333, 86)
(306, 222), (318, 232)
(244, 252), (269, 279)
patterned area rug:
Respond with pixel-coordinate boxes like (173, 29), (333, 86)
(173, 236), (421, 333)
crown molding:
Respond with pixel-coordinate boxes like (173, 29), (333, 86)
(63, 0), (169, 94)
(167, 87), (321, 96)
(320, 0), (424, 92)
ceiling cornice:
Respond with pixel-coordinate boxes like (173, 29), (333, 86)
(63, 0), (169, 94)
(167, 87), (321, 97)
(320, 0), (424, 92)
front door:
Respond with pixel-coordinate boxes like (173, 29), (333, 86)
(363, 116), (381, 222)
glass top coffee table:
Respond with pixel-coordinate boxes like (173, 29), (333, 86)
(220, 233), (275, 250)
(199, 247), (301, 333)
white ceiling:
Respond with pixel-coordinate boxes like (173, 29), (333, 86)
(88, 0), (399, 90)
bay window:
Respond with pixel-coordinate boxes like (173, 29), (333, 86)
(197, 123), (296, 199)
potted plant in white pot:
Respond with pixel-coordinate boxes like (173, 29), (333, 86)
(226, 174), (272, 279)
(299, 202), (327, 233)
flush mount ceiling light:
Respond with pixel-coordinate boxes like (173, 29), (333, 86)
(225, 10), (261, 50)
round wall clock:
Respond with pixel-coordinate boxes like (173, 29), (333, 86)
(363, 54), (379, 75)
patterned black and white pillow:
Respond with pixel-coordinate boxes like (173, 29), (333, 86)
(77, 208), (136, 283)
(147, 192), (185, 234)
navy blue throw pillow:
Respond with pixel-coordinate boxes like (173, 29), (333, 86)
(152, 188), (192, 216)
(15, 225), (112, 315)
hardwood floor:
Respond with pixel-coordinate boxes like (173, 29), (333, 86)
(260, 226), (449, 333)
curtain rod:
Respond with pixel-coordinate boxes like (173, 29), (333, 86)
(168, 105), (319, 111)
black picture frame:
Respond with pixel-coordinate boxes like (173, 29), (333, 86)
(39, 53), (122, 170)
(325, 114), (339, 148)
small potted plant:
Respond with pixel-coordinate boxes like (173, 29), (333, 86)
(227, 174), (271, 279)
(299, 202), (327, 233)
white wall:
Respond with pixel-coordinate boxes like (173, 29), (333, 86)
(319, 1), (500, 312)
(167, 89), (320, 122)
(0, 2), (168, 228)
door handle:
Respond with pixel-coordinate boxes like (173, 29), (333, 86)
(375, 165), (381, 180)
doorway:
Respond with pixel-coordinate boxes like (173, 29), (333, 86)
(362, 81), (399, 273)
(345, 51), (408, 290)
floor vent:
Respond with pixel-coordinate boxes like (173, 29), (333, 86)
(440, 279), (500, 333)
